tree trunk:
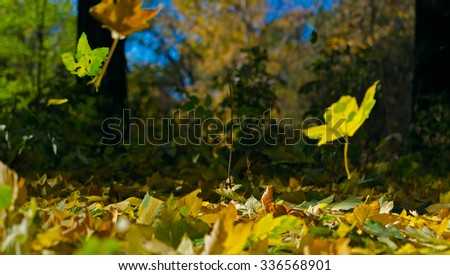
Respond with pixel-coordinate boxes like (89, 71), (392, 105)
(413, 0), (450, 115)
(77, 0), (128, 118)
(412, 0), (450, 172)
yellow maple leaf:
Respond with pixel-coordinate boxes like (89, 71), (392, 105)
(302, 81), (379, 179)
(303, 81), (379, 146)
(90, 0), (162, 39)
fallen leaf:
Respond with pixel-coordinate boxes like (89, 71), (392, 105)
(215, 186), (246, 202)
(250, 214), (299, 246)
(304, 238), (350, 255)
(351, 200), (380, 226)
(369, 213), (401, 226)
(329, 196), (361, 211)
(440, 208), (450, 220)
(153, 195), (184, 248)
(429, 218), (449, 235)
(176, 234), (195, 255)
(178, 189), (202, 217)
(31, 226), (63, 251)
(203, 204), (252, 254)
(440, 191), (450, 204)
(261, 185), (274, 210)
(426, 203), (450, 214)
(0, 162), (27, 210)
(261, 185), (291, 217)
(136, 193), (163, 225)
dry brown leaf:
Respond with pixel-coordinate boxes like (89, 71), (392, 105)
(261, 185), (295, 217)
(90, 0), (161, 39)
(261, 185), (274, 211)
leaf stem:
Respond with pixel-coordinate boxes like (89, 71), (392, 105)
(90, 38), (119, 91)
(226, 78), (234, 188)
(344, 141), (351, 179)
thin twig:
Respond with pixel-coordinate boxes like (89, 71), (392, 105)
(344, 142), (351, 179)
(226, 78), (234, 188)
(89, 37), (119, 91)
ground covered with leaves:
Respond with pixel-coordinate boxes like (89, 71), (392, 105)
(1, 161), (450, 255)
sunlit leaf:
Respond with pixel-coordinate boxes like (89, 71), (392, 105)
(90, 0), (162, 39)
(303, 81), (380, 145)
(61, 33), (109, 78)
(429, 218), (449, 235)
(250, 214), (299, 246)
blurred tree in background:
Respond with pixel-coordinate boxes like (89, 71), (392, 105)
(0, 0), (448, 197)
(412, 0), (450, 173)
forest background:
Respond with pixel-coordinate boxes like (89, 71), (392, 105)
(0, 0), (449, 255)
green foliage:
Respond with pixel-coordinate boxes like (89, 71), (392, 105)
(61, 33), (109, 78)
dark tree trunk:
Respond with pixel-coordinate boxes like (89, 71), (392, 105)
(77, 0), (128, 118)
(413, 0), (450, 116)
(411, 0), (450, 172)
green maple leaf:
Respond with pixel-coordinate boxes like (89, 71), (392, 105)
(61, 33), (109, 78)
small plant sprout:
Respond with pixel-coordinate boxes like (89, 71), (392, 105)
(303, 81), (380, 179)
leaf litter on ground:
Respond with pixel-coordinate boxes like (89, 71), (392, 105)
(1, 162), (449, 255)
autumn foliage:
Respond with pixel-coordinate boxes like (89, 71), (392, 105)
(1, 0), (449, 256)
